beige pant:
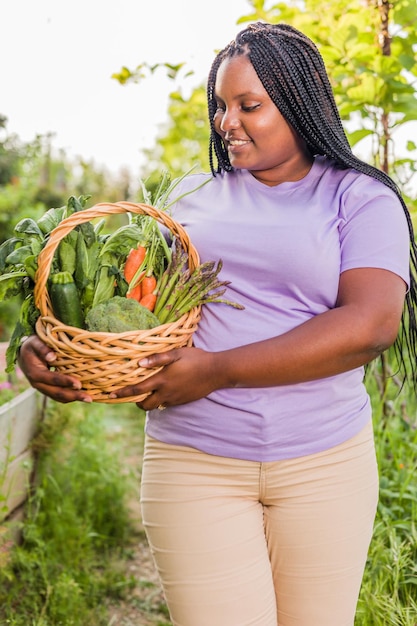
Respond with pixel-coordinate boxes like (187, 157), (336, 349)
(141, 421), (378, 626)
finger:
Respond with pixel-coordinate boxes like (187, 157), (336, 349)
(18, 336), (92, 403)
(29, 371), (93, 402)
(110, 368), (166, 400)
(20, 335), (56, 364)
(110, 348), (184, 400)
(138, 349), (179, 369)
(110, 382), (152, 399)
(36, 369), (84, 390)
(21, 360), (92, 403)
(32, 381), (93, 404)
(134, 394), (165, 412)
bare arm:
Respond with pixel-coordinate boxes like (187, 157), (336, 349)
(215, 267), (406, 387)
(114, 267), (406, 409)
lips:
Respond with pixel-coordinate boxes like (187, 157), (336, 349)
(227, 139), (250, 146)
(226, 138), (251, 154)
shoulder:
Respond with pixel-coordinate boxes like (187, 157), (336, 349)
(314, 156), (403, 213)
(317, 156), (398, 195)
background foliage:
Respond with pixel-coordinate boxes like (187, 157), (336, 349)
(112, 0), (417, 213)
(1, 1), (416, 623)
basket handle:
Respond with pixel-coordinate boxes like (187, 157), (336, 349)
(34, 201), (200, 315)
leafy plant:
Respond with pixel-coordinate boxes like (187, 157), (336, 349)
(0, 369), (29, 407)
(354, 369), (417, 624)
(0, 400), (136, 626)
(239, 0), (417, 208)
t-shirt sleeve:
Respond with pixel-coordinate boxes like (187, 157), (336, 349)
(339, 177), (410, 287)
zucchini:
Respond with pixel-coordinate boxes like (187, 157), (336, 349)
(50, 271), (85, 328)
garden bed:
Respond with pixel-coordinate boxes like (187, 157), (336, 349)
(0, 343), (41, 538)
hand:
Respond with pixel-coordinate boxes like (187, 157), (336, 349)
(111, 347), (218, 410)
(18, 335), (93, 403)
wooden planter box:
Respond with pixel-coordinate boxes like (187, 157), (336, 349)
(0, 388), (41, 523)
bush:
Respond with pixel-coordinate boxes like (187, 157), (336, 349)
(356, 372), (417, 625)
(0, 400), (136, 625)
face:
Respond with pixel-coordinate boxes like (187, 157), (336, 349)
(213, 55), (313, 186)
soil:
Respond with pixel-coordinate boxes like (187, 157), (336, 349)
(106, 532), (170, 625)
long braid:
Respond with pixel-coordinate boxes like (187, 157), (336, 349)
(207, 21), (417, 388)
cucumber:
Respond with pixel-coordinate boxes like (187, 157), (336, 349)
(50, 271), (85, 328)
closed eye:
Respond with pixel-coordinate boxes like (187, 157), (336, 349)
(214, 100), (261, 114)
(242, 104), (261, 112)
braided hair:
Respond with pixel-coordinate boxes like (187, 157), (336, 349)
(207, 21), (417, 388)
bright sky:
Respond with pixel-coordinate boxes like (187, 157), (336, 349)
(1, 0), (252, 175)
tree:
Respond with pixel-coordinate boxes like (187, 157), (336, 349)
(0, 115), (21, 186)
(240, 0), (417, 208)
(0, 126), (136, 244)
(113, 0), (417, 210)
(112, 63), (210, 181)
(141, 86), (210, 180)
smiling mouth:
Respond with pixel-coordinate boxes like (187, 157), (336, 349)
(227, 138), (251, 154)
(227, 139), (251, 147)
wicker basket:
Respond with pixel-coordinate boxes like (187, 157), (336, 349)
(33, 201), (201, 403)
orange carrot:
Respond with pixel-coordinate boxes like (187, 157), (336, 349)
(126, 283), (142, 302)
(140, 293), (157, 312)
(141, 273), (157, 296)
(124, 245), (146, 284)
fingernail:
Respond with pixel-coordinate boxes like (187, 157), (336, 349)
(139, 358), (149, 367)
(109, 393), (117, 399)
(45, 353), (57, 362)
(72, 381), (82, 390)
(82, 396), (93, 403)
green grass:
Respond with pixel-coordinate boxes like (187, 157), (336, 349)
(0, 400), (140, 626)
(356, 367), (417, 625)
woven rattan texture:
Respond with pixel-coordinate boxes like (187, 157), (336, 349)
(34, 202), (201, 403)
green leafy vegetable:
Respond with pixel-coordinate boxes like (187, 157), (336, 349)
(0, 195), (92, 371)
(5, 296), (39, 373)
(85, 296), (160, 333)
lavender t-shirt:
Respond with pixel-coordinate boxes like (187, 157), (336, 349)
(146, 156), (410, 461)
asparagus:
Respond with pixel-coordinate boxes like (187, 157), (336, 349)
(155, 239), (244, 325)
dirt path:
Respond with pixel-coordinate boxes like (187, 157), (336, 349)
(106, 531), (170, 625)
(105, 415), (172, 626)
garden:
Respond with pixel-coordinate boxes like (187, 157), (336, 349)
(1, 0), (417, 624)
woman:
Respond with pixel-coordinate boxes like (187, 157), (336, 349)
(19, 22), (417, 626)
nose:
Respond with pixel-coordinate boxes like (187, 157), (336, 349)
(219, 107), (241, 133)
